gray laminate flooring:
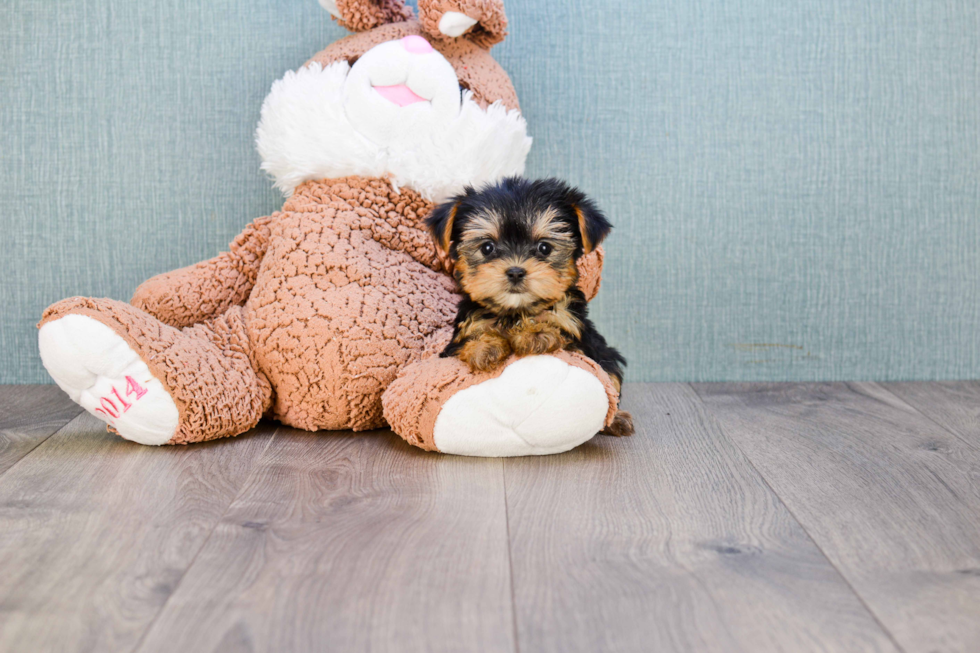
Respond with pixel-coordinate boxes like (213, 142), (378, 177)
(0, 382), (978, 653)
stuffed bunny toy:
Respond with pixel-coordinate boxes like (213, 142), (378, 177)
(38, 0), (622, 456)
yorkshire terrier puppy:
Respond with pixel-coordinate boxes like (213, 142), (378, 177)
(426, 177), (634, 437)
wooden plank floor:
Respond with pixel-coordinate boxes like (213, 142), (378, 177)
(0, 382), (978, 653)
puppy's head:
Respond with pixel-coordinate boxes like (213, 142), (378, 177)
(427, 177), (612, 313)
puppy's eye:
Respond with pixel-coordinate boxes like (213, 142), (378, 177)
(536, 242), (553, 256)
(480, 242), (496, 256)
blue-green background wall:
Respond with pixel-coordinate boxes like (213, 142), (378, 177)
(2, 0), (979, 383)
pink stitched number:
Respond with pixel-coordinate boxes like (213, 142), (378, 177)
(125, 376), (148, 400)
(111, 386), (133, 412)
(99, 397), (119, 418)
(95, 378), (148, 422)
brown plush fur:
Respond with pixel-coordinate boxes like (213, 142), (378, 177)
(331, 0), (415, 33)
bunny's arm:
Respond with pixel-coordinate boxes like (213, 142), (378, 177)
(131, 214), (277, 328)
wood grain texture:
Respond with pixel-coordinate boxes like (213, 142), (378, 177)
(695, 382), (980, 653)
(884, 381), (980, 445)
(0, 413), (275, 653)
(0, 385), (83, 475)
(134, 428), (514, 653)
(503, 383), (898, 653)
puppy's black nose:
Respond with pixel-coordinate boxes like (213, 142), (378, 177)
(506, 267), (527, 283)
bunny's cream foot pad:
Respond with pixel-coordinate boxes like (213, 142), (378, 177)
(39, 314), (179, 445)
(432, 355), (609, 457)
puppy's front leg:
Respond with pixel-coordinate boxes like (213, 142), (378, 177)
(459, 331), (512, 372)
(508, 321), (569, 356)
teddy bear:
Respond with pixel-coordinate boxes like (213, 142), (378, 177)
(37, 0), (622, 457)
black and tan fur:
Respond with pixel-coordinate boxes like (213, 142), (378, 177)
(426, 177), (633, 437)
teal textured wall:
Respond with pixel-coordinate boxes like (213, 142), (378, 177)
(2, 0), (979, 383)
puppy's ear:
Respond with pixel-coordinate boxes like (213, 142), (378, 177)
(426, 198), (462, 259)
(566, 191), (612, 256)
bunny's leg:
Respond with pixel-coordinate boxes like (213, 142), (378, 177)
(38, 298), (271, 445)
(382, 337), (619, 457)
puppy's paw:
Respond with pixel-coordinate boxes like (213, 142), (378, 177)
(509, 322), (568, 357)
(459, 333), (512, 372)
(602, 410), (635, 437)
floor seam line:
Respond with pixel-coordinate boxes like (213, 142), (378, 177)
(0, 408), (86, 482)
(686, 383), (911, 653)
(502, 459), (521, 653)
(871, 382), (980, 453)
(128, 427), (281, 653)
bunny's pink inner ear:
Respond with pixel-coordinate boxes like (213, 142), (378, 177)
(418, 0), (508, 49)
(325, 0), (414, 33)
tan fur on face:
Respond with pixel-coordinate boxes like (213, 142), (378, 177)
(523, 258), (576, 307)
(457, 257), (516, 308)
(460, 209), (502, 241)
(530, 207), (569, 242)
(458, 256), (576, 313)
(454, 204), (582, 314)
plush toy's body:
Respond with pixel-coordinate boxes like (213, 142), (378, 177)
(38, 0), (622, 457)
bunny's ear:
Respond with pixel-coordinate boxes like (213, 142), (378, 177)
(318, 0), (414, 33)
(418, 0), (508, 49)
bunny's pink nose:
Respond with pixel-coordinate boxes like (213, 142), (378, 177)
(402, 35), (434, 54)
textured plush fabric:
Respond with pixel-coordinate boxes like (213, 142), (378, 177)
(4, 1), (980, 384)
(246, 177), (457, 431)
(331, 0), (414, 33)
